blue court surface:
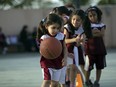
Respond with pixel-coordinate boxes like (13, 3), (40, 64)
(0, 49), (116, 87)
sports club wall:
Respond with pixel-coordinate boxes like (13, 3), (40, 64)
(0, 5), (116, 48)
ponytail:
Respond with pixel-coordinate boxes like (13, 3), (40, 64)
(83, 15), (92, 38)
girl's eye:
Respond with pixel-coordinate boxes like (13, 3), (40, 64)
(52, 27), (55, 29)
(89, 15), (93, 17)
(89, 12), (97, 17)
(52, 26), (57, 29)
(73, 18), (81, 22)
(57, 27), (60, 30)
(73, 18), (76, 21)
(52, 27), (60, 30)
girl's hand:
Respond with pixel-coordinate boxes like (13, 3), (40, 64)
(92, 28), (101, 37)
(78, 35), (84, 45)
(62, 58), (67, 66)
(80, 35), (84, 42)
(92, 28), (100, 34)
(75, 35), (82, 46)
(76, 42), (81, 47)
(68, 53), (74, 59)
(75, 35), (81, 43)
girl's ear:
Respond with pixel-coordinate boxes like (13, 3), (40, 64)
(45, 24), (48, 29)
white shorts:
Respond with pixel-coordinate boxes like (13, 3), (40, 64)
(84, 55), (89, 71)
(42, 66), (66, 84)
(67, 57), (73, 65)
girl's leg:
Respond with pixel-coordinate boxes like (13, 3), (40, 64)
(65, 67), (70, 87)
(85, 70), (91, 82)
(69, 65), (84, 87)
(84, 55), (93, 86)
(69, 64), (77, 87)
(94, 55), (106, 87)
(95, 55), (105, 84)
(41, 80), (51, 87)
(96, 69), (102, 82)
(66, 56), (74, 87)
(51, 80), (59, 87)
(80, 65), (86, 83)
(60, 84), (65, 87)
(85, 70), (93, 87)
(93, 69), (102, 87)
(66, 67), (70, 82)
(80, 65), (85, 77)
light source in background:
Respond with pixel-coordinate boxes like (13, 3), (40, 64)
(88, 0), (101, 6)
(0, 0), (63, 10)
(42, 0), (63, 7)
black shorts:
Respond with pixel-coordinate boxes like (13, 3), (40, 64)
(86, 55), (106, 71)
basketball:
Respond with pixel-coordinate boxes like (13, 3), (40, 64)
(40, 37), (62, 59)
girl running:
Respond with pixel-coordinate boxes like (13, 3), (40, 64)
(37, 13), (67, 87)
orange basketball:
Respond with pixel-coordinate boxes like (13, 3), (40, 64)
(40, 37), (62, 59)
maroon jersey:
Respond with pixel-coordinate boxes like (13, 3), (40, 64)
(40, 32), (65, 69)
(84, 23), (107, 55)
(64, 24), (84, 53)
(64, 24), (85, 65)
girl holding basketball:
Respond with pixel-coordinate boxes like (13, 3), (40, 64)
(63, 9), (86, 87)
(37, 13), (67, 87)
(84, 6), (107, 87)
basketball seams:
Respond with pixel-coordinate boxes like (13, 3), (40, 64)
(40, 37), (62, 59)
(51, 38), (62, 58)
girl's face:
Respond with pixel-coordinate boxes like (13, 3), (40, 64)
(46, 23), (60, 36)
(88, 11), (98, 23)
(60, 14), (69, 24)
(71, 15), (82, 28)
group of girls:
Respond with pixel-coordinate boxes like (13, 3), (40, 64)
(36, 4), (107, 87)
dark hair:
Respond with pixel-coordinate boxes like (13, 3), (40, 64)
(37, 13), (62, 40)
(86, 6), (102, 22)
(51, 7), (58, 13)
(68, 9), (92, 38)
(68, 9), (85, 35)
(45, 13), (62, 28)
(52, 6), (71, 16)
(36, 18), (47, 40)
(83, 15), (92, 38)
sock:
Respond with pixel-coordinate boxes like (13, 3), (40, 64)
(66, 81), (70, 86)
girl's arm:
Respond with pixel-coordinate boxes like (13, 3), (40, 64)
(62, 40), (68, 66)
(63, 28), (80, 44)
(92, 27), (105, 37)
(79, 34), (86, 45)
(100, 27), (105, 37)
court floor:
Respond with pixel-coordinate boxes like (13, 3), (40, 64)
(0, 49), (116, 87)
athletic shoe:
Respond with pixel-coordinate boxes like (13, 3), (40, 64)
(93, 81), (100, 87)
(65, 81), (70, 87)
(85, 80), (93, 87)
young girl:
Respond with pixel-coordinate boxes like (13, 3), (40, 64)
(63, 9), (86, 87)
(84, 6), (107, 87)
(37, 6), (70, 40)
(37, 13), (67, 87)
(51, 6), (71, 26)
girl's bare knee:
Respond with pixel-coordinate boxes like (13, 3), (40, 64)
(51, 80), (59, 87)
(41, 80), (51, 87)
